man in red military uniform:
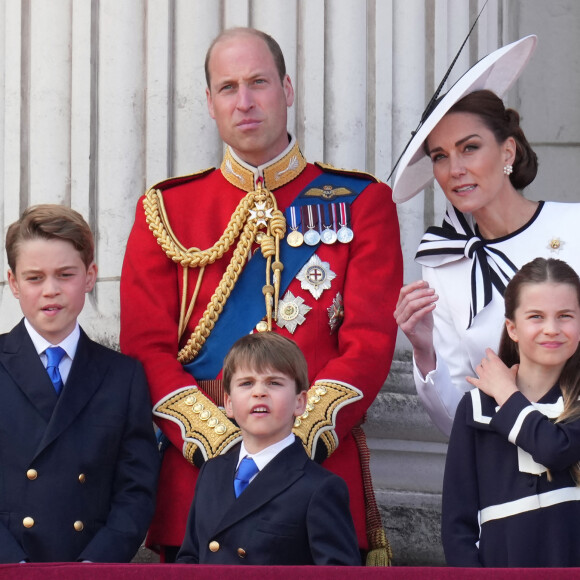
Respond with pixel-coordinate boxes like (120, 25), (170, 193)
(120, 27), (402, 564)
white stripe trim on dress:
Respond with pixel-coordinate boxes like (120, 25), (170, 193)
(471, 389), (491, 424)
(479, 486), (580, 524)
(508, 405), (535, 444)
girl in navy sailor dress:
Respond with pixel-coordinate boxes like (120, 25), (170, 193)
(442, 257), (580, 567)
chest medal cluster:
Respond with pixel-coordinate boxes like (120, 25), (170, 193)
(274, 179), (361, 335)
(285, 202), (354, 248)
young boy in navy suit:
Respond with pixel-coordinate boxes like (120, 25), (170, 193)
(176, 332), (361, 565)
(0, 204), (159, 563)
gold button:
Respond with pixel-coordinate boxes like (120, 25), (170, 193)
(23, 517), (34, 528)
(78, 473), (86, 484)
(209, 540), (220, 552)
(74, 520), (84, 532)
(27, 469), (38, 481)
(255, 321), (268, 332)
(237, 547), (246, 558)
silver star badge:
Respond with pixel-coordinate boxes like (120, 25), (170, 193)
(276, 291), (311, 334)
(296, 253), (336, 300)
(249, 201), (273, 227)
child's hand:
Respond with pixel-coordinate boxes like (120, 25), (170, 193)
(466, 348), (519, 406)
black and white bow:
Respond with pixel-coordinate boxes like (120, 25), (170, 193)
(415, 204), (518, 328)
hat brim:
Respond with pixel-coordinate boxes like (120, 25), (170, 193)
(392, 34), (537, 204)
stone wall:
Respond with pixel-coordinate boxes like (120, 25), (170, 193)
(367, 355), (448, 566)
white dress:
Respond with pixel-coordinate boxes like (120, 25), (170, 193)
(413, 200), (580, 436)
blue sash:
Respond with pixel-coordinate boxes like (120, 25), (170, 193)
(184, 173), (371, 380)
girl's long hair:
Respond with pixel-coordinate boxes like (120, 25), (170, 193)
(498, 257), (580, 482)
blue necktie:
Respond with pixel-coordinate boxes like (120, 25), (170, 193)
(45, 346), (66, 394)
(234, 457), (259, 497)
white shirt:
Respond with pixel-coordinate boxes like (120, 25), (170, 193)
(236, 433), (296, 483)
(24, 319), (80, 385)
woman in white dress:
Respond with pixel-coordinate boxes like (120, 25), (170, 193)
(392, 35), (580, 436)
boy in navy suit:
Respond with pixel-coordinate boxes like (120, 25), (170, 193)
(176, 332), (361, 565)
(0, 204), (159, 563)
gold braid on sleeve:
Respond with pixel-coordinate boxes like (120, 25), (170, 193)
(154, 386), (242, 462)
(293, 380), (363, 459)
(143, 181), (286, 365)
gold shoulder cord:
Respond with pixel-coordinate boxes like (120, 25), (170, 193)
(143, 181), (286, 364)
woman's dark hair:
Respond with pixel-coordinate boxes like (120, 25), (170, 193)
(499, 257), (580, 482)
(447, 89), (538, 190)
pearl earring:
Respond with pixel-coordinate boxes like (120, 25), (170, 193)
(503, 164), (513, 176)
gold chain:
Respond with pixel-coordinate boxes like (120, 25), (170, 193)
(143, 183), (286, 364)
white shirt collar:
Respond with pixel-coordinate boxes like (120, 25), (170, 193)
(24, 319), (80, 361)
(237, 433), (296, 472)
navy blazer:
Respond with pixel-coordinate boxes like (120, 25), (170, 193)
(0, 320), (159, 563)
(176, 438), (361, 565)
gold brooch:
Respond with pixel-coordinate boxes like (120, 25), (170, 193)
(548, 237), (564, 253)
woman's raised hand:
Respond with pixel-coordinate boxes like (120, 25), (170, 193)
(394, 280), (438, 375)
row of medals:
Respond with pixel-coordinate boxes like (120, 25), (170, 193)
(286, 223), (354, 247)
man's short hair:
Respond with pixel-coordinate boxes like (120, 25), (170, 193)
(6, 204), (95, 272)
(205, 27), (287, 88)
(223, 332), (309, 395)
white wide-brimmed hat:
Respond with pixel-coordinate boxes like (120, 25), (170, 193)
(392, 34), (537, 204)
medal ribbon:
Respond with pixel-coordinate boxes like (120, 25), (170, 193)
(330, 203), (338, 232)
(322, 204), (336, 232)
(317, 205), (324, 234)
(302, 205), (319, 233)
(286, 206), (301, 230)
(338, 202), (351, 228)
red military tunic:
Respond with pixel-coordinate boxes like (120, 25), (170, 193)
(120, 139), (402, 553)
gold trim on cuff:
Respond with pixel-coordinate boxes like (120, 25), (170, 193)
(293, 380), (363, 459)
(154, 387), (241, 463)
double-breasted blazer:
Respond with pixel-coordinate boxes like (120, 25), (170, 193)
(176, 438), (361, 566)
(0, 320), (159, 563)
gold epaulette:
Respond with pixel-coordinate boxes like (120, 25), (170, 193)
(153, 387), (241, 463)
(314, 161), (380, 183)
(148, 167), (216, 193)
(293, 380), (363, 459)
